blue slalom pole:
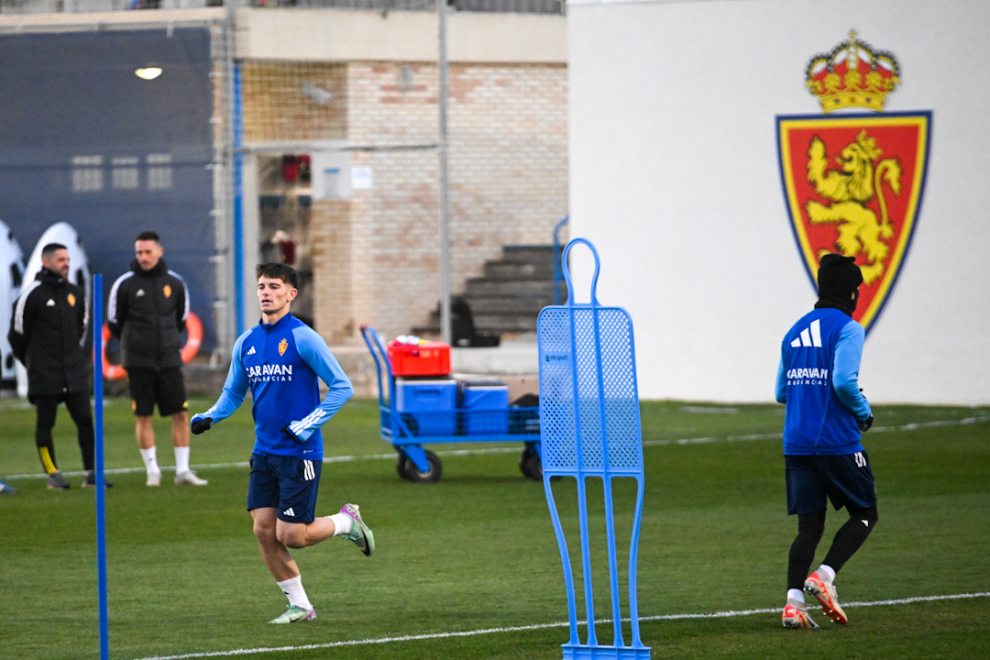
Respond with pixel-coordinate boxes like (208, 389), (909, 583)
(93, 275), (110, 660)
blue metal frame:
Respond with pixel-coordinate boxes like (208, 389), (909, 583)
(360, 325), (541, 474)
(537, 239), (650, 660)
(553, 215), (569, 305)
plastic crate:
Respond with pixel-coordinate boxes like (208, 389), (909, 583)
(395, 379), (456, 436)
(509, 408), (541, 435)
(459, 381), (509, 435)
(387, 340), (451, 377)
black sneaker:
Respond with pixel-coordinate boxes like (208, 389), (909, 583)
(47, 472), (70, 490)
(82, 471), (113, 489)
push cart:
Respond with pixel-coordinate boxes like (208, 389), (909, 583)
(361, 325), (542, 483)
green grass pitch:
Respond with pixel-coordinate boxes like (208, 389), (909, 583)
(1, 397), (988, 659)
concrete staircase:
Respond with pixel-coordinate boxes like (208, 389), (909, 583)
(414, 244), (565, 340)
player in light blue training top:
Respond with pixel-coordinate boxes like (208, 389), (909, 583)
(775, 254), (877, 631)
(191, 263), (374, 625)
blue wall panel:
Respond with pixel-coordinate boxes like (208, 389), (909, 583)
(0, 28), (217, 348)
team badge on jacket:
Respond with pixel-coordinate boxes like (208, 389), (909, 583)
(279, 338), (288, 356)
(163, 284), (172, 298)
(67, 293), (76, 307)
(776, 31), (931, 334)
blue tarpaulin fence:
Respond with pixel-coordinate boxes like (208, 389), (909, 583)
(0, 28), (217, 347)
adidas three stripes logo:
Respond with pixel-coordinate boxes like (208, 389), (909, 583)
(791, 319), (822, 348)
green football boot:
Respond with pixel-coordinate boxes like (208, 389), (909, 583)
(340, 503), (375, 557)
(268, 605), (316, 624)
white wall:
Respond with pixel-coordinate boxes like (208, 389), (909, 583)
(568, 0), (990, 404)
(235, 9), (566, 63)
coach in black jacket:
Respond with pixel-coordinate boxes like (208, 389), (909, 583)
(108, 254), (187, 372)
(8, 243), (104, 489)
(108, 231), (206, 487)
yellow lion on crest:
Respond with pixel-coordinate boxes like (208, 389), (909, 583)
(805, 129), (901, 285)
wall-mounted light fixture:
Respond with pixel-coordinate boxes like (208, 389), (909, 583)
(135, 67), (163, 81)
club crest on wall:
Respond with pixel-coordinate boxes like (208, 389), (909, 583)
(776, 31), (931, 334)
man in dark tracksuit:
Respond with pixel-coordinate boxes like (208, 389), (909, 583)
(775, 254), (877, 629)
(7, 243), (109, 489)
(108, 231), (206, 487)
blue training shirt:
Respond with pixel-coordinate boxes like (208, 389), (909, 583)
(195, 313), (353, 460)
(775, 307), (871, 456)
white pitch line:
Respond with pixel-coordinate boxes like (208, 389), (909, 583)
(5, 415), (989, 482)
(130, 592), (990, 660)
(640, 590), (990, 620)
(2, 448), (524, 481)
(642, 415), (990, 448)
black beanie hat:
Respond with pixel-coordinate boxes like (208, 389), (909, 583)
(817, 254), (863, 297)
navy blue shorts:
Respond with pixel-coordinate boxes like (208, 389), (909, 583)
(785, 451), (877, 515)
(247, 452), (322, 524)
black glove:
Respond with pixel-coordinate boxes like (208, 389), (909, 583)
(858, 416), (874, 432)
(190, 416), (213, 435)
(282, 423), (304, 443)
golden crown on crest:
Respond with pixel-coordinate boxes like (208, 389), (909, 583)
(806, 30), (900, 113)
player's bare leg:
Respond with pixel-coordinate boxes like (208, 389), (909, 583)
(172, 411), (189, 448)
(253, 508), (301, 581)
(135, 415), (155, 450)
(277, 517), (337, 549)
(274, 506), (375, 555)
(252, 507), (317, 623)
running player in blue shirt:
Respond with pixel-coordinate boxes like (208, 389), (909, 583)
(190, 263), (373, 624)
(776, 254), (877, 630)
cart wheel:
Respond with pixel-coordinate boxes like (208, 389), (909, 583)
(396, 455), (413, 481)
(401, 449), (442, 483)
(519, 449), (543, 481)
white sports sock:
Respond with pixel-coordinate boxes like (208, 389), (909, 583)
(787, 589), (806, 605)
(175, 446), (191, 475)
(140, 447), (160, 474)
(326, 513), (353, 536)
(816, 564), (836, 585)
(277, 575), (312, 610)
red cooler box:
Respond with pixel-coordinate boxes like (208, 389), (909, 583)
(388, 340), (451, 377)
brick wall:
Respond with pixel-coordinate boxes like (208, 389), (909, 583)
(245, 59), (568, 346)
(240, 61), (348, 143)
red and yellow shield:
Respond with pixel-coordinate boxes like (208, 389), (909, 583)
(777, 112), (931, 334)
(278, 338), (288, 356)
